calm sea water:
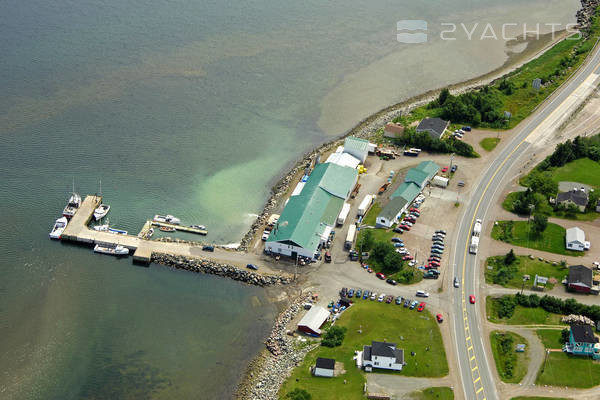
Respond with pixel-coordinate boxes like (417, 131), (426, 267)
(0, 0), (578, 398)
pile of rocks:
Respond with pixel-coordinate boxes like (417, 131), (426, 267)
(151, 253), (291, 286)
(562, 314), (595, 326)
(237, 292), (319, 400)
(577, 0), (600, 28)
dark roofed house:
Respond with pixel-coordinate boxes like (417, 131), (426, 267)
(313, 357), (335, 377)
(567, 265), (593, 293)
(361, 341), (404, 372)
(557, 189), (589, 212)
(384, 123), (405, 139)
(564, 325), (600, 359)
(416, 117), (449, 140)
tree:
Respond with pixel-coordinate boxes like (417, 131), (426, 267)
(383, 251), (404, 273)
(371, 241), (394, 264)
(531, 213), (548, 236)
(565, 202), (580, 218)
(561, 328), (571, 344)
(361, 229), (374, 252)
(286, 388), (312, 400)
(504, 249), (517, 265)
(438, 88), (451, 105)
(321, 325), (347, 347)
(496, 295), (516, 318)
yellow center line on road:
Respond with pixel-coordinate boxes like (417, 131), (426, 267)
(457, 58), (600, 400)
(474, 376), (481, 384)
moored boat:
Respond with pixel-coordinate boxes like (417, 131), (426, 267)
(153, 214), (181, 225)
(49, 217), (68, 239)
(190, 224), (207, 230)
(93, 244), (129, 256)
(62, 180), (81, 218)
(159, 226), (176, 232)
(93, 204), (110, 220)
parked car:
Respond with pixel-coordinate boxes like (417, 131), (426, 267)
(429, 261), (440, 267)
(431, 249), (443, 255)
(436, 313), (444, 323)
(340, 287), (348, 297)
(408, 260), (416, 267)
(441, 166), (448, 173)
(356, 289), (362, 298)
(386, 278), (397, 286)
(385, 295), (394, 304)
(347, 289), (354, 298)
(410, 208), (419, 212)
(409, 300), (418, 309)
(462, 126), (472, 131)
(377, 294), (385, 302)
(417, 302), (426, 312)
(202, 245), (215, 252)
(370, 292), (377, 300)
(394, 242), (405, 248)
(396, 249), (407, 255)
(435, 230), (446, 235)
(458, 181), (465, 187)
(469, 295), (476, 304)
(451, 165), (458, 173)
(376, 272), (386, 280)
(403, 255), (413, 261)
(399, 225), (411, 231)
(393, 227), (404, 234)
(416, 290), (429, 298)
(454, 277), (460, 288)
(324, 251), (331, 263)
(404, 299), (411, 307)
(261, 230), (270, 241)
(395, 296), (403, 305)
(391, 237), (403, 243)
(402, 221), (413, 227)
(246, 263), (258, 270)
(367, 267), (373, 273)
(363, 290), (370, 299)
(423, 271), (439, 279)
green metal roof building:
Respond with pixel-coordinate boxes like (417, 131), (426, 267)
(266, 163), (358, 259)
(416, 161), (439, 180)
(391, 182), (422, 204)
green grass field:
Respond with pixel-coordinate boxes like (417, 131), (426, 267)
(489, 331), (529, 383)
(279, 301), (448, 400)
(362, 202), (382, 226)
(503, 190), (600, 221)
(480, 137), (500, 152)
(550, 158), (600, 187)
(409, 387), (454, 400)
(491, 221), (583, 256)
(536, 352), (600, 388)
(484, 255), (568, 290)
(536, 329), (565, 349)
(486, 297), (563, 325)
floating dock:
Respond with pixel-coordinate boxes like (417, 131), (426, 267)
(60, 195), (206, 263)
(151, 221), (207, 235)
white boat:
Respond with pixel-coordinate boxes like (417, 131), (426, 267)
(93, 204), (110, 220)
(63, 179), (81, 218)
(94, 244), (129, 256)
(93, 221), (127, 235)
(153, 214), (181, 225)
(93, 223), (109, 232)
(190, 224), (207, 230)
(49, 217), (68, 239)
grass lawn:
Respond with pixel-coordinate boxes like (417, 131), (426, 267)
(484, 255), (568, 290)
(363, 202), (382, 226)
(536, 329), (565, 349)
(536, 352), (600, 388)
(279, 301), (448, 400)
(409, 386), (454, 400)
(502, 190), (599, 221)
(511, 397), (572, 400)
(491, 220), (583, 256)
(486, 297), (563, 325)
(480, 137), (500, 152)
(550, 158), (600, 187)
(490, 331), (529, 383)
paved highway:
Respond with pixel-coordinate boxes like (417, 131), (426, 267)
(451, 40), (600, 400)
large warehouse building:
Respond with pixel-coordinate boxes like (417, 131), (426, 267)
(265, 162), (358, 260)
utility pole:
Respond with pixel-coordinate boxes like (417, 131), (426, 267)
(526, 204), (535, 249)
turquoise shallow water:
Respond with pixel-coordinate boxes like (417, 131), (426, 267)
(0, 0), (579, 398)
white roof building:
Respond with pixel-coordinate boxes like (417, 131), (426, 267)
(297, 306), (330, 336)
(326, 152), (361, 169)
(566, 227), (586, 251)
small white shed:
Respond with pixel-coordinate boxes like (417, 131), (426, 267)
(432, 176), (449, 188)
(566, 227), (586, 251)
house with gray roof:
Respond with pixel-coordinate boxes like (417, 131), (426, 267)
(376, 197), (408, 228)
(416, 117), (449, 140)
(361, 341), (404, 372)
(265, 162), (358, 260)
(557, 189), (589, 212)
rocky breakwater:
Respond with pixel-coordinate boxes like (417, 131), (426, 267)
(151, 253), (291, 286)
(577, 0), (600, 28)
(237, 292), (319, 400)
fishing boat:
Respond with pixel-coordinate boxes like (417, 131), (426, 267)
(93, 204), (110, 220)
(49, 217), (68, 239)
(153, 214), (181, 225)
(147, 228), (154, 238)
(190, 224), (207, 231)
(63, 179), (82, 218)
(93, 220), (127, 235)
(93, 244), (129, 256)
(159, 226), (176, 232)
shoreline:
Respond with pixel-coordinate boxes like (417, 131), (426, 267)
(233, 27), (584, 400)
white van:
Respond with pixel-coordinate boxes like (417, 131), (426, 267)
(416, 290), (430, 298)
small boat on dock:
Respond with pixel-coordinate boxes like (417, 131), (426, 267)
(63, 179), (81, 218)
(93, 221), (127, 235)
(147, 228), (154, 238)
(49, 217), (68, 239)
(94, 244), (129, 256)
(190, 224), (207, 231)
(153, 214), (181, 225)
(93, 204), (110, 220)
(159, 226), (176, 232)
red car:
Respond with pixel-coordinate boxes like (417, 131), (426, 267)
(405, 216), (416, 222)
(441, 166), (448, 173)
(417, 302), (426, 312)
(376, 272), (386, 280)
(429, 261), (440, 267)
(436, 313), (444, 323)
(403, 255), (414, 261)
(469, 295), (476, 304)
(399, 225), (411, 231)
(410, 207), (419, 212)
(367, 267), (373, 273)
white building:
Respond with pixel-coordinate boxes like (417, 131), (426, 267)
(361, 341), (404, 372)
(313, 357), (335, 377)
(566, 227), (586, 252)
(343, 136), (369, 163)
(297, 306), (330, 336)
(326, 151), (361, 169)
(376, 197), (408, 228)
(432, 176), (449, 188)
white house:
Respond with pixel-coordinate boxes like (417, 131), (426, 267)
(361, 341), (404, 372)
(376, 197), (408, 228)
(566, 227), (586, 252)
(313, 357), (335, 377)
